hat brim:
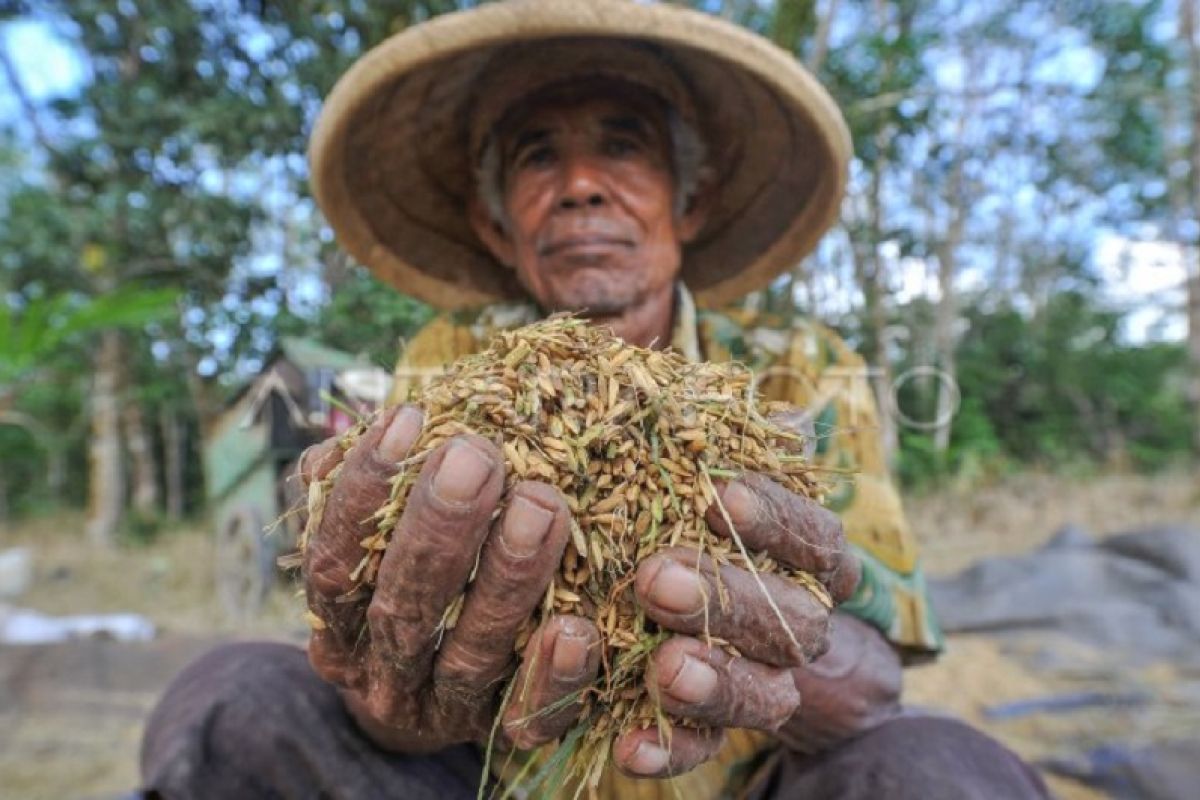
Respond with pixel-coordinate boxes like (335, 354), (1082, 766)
(309, 0), (851, 311)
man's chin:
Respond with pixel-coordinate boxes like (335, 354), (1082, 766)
(542, 277), (641, 318)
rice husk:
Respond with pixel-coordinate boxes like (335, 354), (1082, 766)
(300, 315), (830, 789)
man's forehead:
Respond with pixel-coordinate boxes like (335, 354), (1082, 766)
(493, 80), (670, 143)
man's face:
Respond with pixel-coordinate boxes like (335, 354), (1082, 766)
(472, 88), (705, 318)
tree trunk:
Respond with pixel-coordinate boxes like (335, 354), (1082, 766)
(1184, 0), (1200, 454)
(933, 238), (960, 454)
(853, 134), (898, 463)
(933, 86), (970, 454)
(86, 330), (125, 545)
(0, 465), (9, 527)
(161, 406), (185, 520)
(1189, 267), (1200, 454)
(121, 357), (160, 516)
(184, 350), (221, 434)
(47, 447), (66, 502)
(807, 0), (841, 74)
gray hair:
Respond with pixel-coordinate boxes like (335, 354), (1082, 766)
(475, 107), (707, 230)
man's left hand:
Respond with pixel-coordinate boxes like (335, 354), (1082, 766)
(612, 473), (866, 776)
(777, 611), (902, 755)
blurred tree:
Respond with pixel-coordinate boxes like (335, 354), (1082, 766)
(1179, 0), (1200, 453)
(0, 1), (466, 534)
(1, 1), (286, 540)
(0, 288), (177, 527)
(276, 266), (434, 370)
(0, 0), (1195, 527)
(1056, 0), (1200, 453)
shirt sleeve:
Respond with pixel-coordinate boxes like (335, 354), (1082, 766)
(387, 314), (481, 405)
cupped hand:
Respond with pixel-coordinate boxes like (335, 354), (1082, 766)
(614, 471), (860, 777)
(776, 611), (902, 755)
(299, 406), (601, 754)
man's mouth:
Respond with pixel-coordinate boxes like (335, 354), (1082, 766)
(539, 235), (633, 258)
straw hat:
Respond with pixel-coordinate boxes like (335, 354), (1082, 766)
(309, 0), (851, 311)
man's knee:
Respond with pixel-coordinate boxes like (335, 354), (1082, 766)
(770, 714), (1050, 800)
(140, 641), (337, 796)
(140, 641), (484, 799)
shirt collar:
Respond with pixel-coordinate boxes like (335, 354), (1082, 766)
(670, 282), (702, 362)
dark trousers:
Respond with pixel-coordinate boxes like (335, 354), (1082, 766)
(140, 642), (1049, 800)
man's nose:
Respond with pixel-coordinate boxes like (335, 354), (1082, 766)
(556, 154), (608, 210)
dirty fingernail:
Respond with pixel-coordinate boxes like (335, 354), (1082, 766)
(720, 481), (758, 528)
(503, 496), (554, 557)
(552, 630), (590, 681)
(432, 439), (493, 503)
(629, 741), (670, 775)
(650, 562), (705, 615)
(379, 407), (423, 462)
(667, 655), (718, 705)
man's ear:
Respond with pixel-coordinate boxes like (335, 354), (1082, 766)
(468, 195), (517, 268)
(676, 166), (716, 245)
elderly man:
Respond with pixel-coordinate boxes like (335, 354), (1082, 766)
(140, 2), (1048, 798)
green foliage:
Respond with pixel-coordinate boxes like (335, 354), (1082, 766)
(897, 291), (1194, 488)
(0, 287), (178, 384)
(277, 267), (434, 369)
(896, 396), (1008, 491)
(120, 508), (167, 546)
(1066, 0), (1170, 187)
(0, 0), (1194, 521)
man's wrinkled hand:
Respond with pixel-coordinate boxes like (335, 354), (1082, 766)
(613, 471), (860, 777)
(298, 406), (601, 754)
(777, 611), (902, 755)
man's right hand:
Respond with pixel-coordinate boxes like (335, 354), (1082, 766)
(299, 406), (601, 754)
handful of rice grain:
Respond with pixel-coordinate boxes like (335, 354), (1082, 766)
(300, 315), (831, 788)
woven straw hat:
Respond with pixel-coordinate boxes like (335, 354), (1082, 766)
(309, 0), (851, 311)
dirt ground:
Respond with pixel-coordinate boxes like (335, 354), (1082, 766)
(0, 469), (1197, 799)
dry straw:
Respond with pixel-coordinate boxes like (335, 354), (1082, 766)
(300, 315), (831, 794)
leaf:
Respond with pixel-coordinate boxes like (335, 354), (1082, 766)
(56, 287), (179, 339)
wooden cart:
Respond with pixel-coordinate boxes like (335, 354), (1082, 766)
(202, 338), (390, 619)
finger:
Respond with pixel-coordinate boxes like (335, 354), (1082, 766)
(304, 412), (422, 690)
(304, 406), (424, 637)
(298, 436), (342, 488)
(648, 636), (800, 730)
(705, 473), (857, 602)
(367, 434), (504, 686)
(612, 725), (724, 778)
(502, 615), (601, 750)
(285, 439), (342, 541)
(306, 626), (367, 691)
(635, 548), (830, 666)
(435, 481), (571, 694)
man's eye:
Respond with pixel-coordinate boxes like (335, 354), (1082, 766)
(518, 147), (555, 168)
(602, 138), (639, 158)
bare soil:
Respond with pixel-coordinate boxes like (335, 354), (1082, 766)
(0, 469), (1195, 799)
(904, 469), (1200, 800)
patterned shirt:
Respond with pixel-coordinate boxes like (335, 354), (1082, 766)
(388, 284), (943, 798)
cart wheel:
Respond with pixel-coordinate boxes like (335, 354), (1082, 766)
(215, 505), (276, 621)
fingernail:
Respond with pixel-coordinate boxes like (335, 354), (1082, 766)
(502, 496), (553, 558)
(552, 631), (590, 681)
(432, 439), (493, 503)
(666, 655), (718, 704)
(650, 562), (705, 615)
(721, 481), (758, 528)
(379, 407), (423, 462)
(629, 741), (669, 775)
